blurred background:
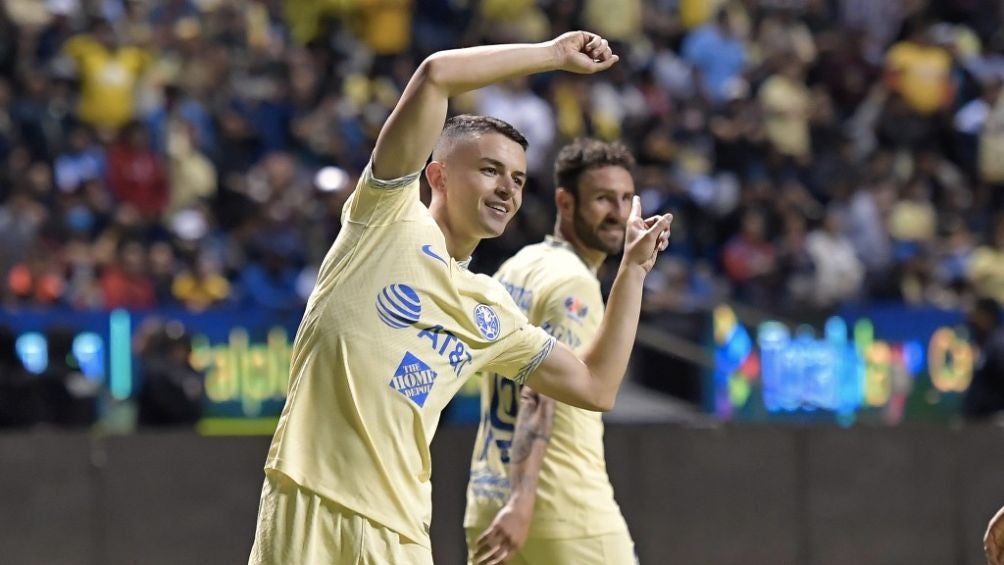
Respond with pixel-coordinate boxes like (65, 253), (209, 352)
(0, 0), (1003, 563)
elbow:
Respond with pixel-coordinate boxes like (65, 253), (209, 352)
(597, 396), (616, 413)
(585, 393), (616, 413)
(418, 55), (450, 91)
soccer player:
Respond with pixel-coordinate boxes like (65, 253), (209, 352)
(466, 139), (642, 565)
(248, 32), (673, 564)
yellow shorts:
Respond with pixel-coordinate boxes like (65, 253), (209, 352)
(249, 471), (433, 565)
(465, 528), (637, 565)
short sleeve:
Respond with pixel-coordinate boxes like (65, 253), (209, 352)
(535, 275), (603, 354)
(343, 159), (423, 226)
(480, 289), (557, 386)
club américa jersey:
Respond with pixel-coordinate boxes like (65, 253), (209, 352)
(263, 163), (556, 548)
(464, 237), (629, 539)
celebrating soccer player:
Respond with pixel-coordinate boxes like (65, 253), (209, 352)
(466, 139), (643, 565)
(248, 32), (672, 565)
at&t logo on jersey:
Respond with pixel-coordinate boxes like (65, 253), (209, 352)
(474, 304), (500, 340)
(376, 283), (422, 329)
(417, 325), (473, 377)
(389, 352), (438, 407)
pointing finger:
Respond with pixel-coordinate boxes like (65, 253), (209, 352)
(630, 195), (641, 220)
(643, 214), (672, 238)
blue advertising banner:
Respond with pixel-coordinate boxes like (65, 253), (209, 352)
(711, 304), (972, 424)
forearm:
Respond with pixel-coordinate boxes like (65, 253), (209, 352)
(372, 42), (560, 179)
(506, 390), (556, 510)
(580, 263), (647, 406)
(423, 43), (560, 96)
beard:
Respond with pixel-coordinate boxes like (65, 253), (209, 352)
(573, 205), (624, 256)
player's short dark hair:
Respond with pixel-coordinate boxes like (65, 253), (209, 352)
(554, 138), (635, 198)
(435, 114), (528, 157)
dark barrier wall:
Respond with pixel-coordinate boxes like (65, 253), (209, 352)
(1, 425), (1002, 565)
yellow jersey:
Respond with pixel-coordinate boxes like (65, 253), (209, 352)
(63, 35), (150, 129)
(264, 164), (556, 548)
(464, 237), (629, 539)
(885, 41), (951, 115)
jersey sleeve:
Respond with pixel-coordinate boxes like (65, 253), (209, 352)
(535, 274), (604, 354)
(480, 288), (557, 386)
(343, 159), (423, 226)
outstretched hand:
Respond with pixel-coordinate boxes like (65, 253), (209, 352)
(622, 196), (672, 273)
(549, 31), (620, 75)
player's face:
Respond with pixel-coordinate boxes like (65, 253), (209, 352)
(571, 166), (635, 255)
(444, 133), (527, 239)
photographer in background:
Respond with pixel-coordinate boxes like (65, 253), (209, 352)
(963, 297), (1004, 420)
(137, 320), (204, 427)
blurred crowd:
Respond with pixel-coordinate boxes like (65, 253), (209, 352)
(0, 0), (1003, 320)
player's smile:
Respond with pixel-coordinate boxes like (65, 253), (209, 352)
(483, 199), (512, 224)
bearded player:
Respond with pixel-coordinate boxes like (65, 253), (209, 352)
(466, 139), (643, 565)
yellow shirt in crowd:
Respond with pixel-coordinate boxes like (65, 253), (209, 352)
(885, 41), (952, 115)
(63, 35), (150, 129)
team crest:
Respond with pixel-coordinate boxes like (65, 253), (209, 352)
(564, 296), (589, 322)
(474, 304), (500, 341)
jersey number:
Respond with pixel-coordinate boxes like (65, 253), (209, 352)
(478, 374), (520, 464)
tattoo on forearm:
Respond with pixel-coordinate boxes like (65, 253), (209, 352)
(510, 428), (550, 464)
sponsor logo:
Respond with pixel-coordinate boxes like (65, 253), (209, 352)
(499, 278), (533, 313)
(389, 352), (437, 407)
(474, 304), (500, 341)
(563, 296), (589, 322)
(421, 244), (447, 266)
(417, 325), (473, 377)
(376, 284), (421, 329)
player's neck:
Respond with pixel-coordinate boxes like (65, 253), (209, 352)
(431, 206), (478, 262)
(553, 225), (606, 272)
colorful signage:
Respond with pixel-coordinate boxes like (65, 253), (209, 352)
(712, 305), (973, 424)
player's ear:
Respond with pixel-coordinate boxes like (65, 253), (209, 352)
(555, 187), (575, 216)
(425, 161), (447, 194)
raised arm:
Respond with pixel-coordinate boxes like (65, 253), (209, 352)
(371, 32), (619, 180)
(473, 387), (555, 565)
(525, 197), (672, 411)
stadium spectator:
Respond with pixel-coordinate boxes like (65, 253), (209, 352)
(759, 59), (812, 165)
(172, 253), (231, 311)
(681, 10), (747, 105)
(723, 208), (778, 306)
(7, 244), (65, 306)
(101, 239), (156, 309)
(969, 216), (1004, 304)
(54, 125), (105, 193)
(805, 208), (864, 308)
(105, 122), (168, 220)
(37, 327), (99, 428)
(62, 18), (151, 132)
(137, 320), (204, 427)
(0, 326), (39, 428)
(963, 297), (1004, 420)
